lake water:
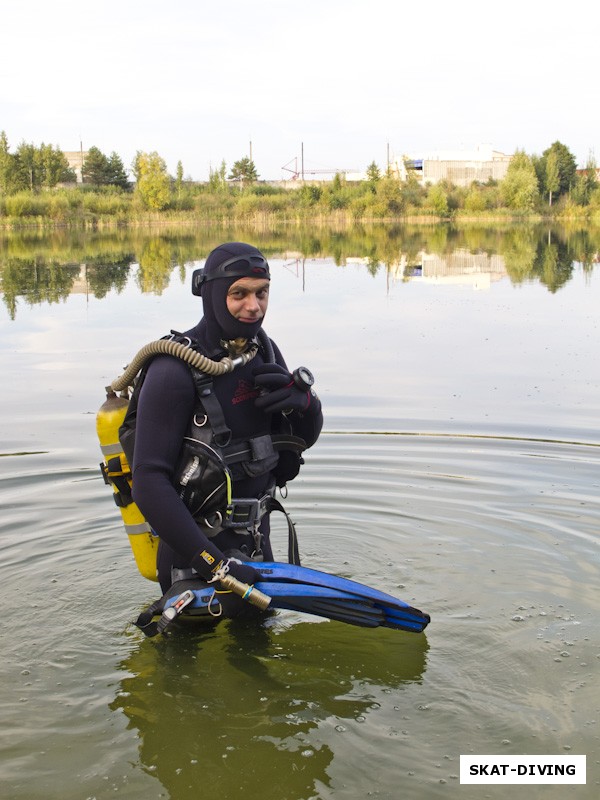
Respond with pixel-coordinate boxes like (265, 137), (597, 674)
(0, 225), (598, 799)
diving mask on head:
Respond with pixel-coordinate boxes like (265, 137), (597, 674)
(192, 253), (271, 296)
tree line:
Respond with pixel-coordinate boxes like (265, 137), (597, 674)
(1, 131), (599, 223)
(0, 132), (77, 192)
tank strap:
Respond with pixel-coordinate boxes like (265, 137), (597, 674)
(99, 442), (124, 457)
(101, 454), (133, 507)
(124, 521), (153, 535)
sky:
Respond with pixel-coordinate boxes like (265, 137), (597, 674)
(1, 0), (598, 182)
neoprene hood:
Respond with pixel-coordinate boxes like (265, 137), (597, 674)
(193, 242), (270, 342)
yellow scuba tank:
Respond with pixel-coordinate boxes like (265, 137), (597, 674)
(96, 388), (159, 581)
(95, 335), (261, 583)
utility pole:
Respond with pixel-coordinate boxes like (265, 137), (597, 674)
(301, 141), (304, 182)
(249, 140), (253, 161)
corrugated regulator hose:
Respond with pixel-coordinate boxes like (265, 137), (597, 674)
(110, 339), (259, 392)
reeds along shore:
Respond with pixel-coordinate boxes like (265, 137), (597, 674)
(2, 177), (600, 230)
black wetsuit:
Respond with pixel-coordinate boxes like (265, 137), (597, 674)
(131, 319), (323, 591)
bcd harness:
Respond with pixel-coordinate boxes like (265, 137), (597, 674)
(101, 330), (306, 570)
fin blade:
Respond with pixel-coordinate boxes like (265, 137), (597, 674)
(251, 562), (430, 632)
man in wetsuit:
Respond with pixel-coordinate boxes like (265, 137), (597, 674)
(131, 242), (323, 615)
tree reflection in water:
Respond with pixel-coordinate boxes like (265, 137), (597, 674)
(1, 224), (597, 318)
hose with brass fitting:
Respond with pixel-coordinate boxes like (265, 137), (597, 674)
(110, 338), (259, 393)
(217, 573), (271, 611)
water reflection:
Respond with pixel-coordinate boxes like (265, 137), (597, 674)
(1, 236), (598, 798)
(1, 224), (598, 317)
(112, 619), (428, 799)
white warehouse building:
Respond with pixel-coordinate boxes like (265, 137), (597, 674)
(392, 145), (513, 187)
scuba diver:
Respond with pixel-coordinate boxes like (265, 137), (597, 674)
(127, 242), (323, 617)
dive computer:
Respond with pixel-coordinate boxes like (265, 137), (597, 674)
(292, 366), (315, 392)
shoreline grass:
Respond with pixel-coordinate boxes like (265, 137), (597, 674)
(2, 184), (600, 232)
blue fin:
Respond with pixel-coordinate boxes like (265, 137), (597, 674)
(254, 582), (385, 628)
(165, 567), (430, 633)
(249, 562), (430, 632)
(253, 581), (429, 632)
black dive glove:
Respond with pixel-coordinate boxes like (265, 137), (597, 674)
(224, 559), (263, 587)
(215, 559), (265, 619)
(191, 547), (262, 586)
(190, 550), (263, 618)
(253, 363), (319, 415)
(214, 559), (265, 619)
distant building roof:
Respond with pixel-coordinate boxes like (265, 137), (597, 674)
(415, 145), (511, 162)
(394, 145), (513, 186)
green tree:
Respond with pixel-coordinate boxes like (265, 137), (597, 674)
(175, 160), (184, 198)
(82, 146), (111, 184)
(14, 142), (38, 190)
(0, 130), (17, 194)
(427, 183), (449, 216)
(228, 157), (258, 185)
(38, 143), (75, 186)
(376, 175), (404, 213)
(84, 145), (128, 187)
(500, 150), (539, 210)
(400, 171), (425, 208)
(107, 151), (130, 189)
(464, 185), (487, 212)
(540, 141), (577, 201)
(532, 154), (545, 193)
(331, 172), (343, 192)
(545, 150), (560, 207)
(133, 151), (170, 210)
(298, 183), (322, 207)
(572, 154), (598, 206)
(366, 160), (381, 193)
(208, 160), (228, 192)
(366, 161), (381, 182)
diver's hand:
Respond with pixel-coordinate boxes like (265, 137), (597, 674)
(213, 559), (264, 619)
(253, 363), (315, 414)
(223, 559), (263, 587)
(190, 547), (262, 585)
(252, 363), (291, 390)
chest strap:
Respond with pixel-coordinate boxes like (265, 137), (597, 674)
(190, 365), (307, 464)
(191, 370), (232, 446)
(222, 434), (306, 465)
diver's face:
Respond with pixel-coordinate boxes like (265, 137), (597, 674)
(226, 277), (270, 324)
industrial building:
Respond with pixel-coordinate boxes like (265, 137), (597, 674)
(63, 150), (88, 183)
(392, 145), (513, 186)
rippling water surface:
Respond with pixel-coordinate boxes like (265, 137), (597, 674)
(0, 232), (598, 799)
